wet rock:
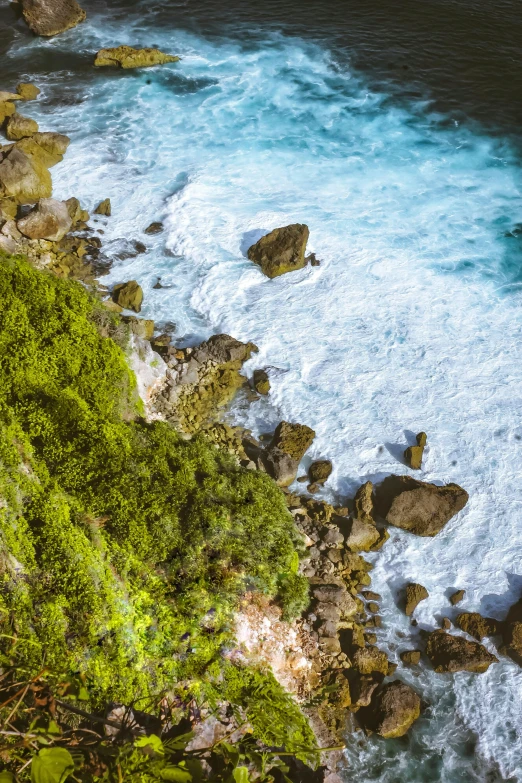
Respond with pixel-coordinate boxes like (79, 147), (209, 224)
(65, 196), (89, 225)
(21, 0), (86, 36)
(94, 46), (180, 69)
(450, 589), (466, 605)
(367, 602), (379, 614)
(362, 591), (381, 601)
(0, 134), (69, 204)
(17, 83), (41, 101)
(112, 280), (143, 313)
(193, 334), (257, 367)
(270, 420), (315, 463)
(374, 475), (468, 536)
(309, 460), (332, 485)
(0, 101), (16, 125)
(252, 368), (270, 395)
(5, 113), (39, 142)
(400, 650), (421, 666)
(144, 221), (164, 234)
(94, 198), (111, 216)
(456, 612), (500, 641)
(360, 681), (421, 738)
(404, 583), (429, 616)
(425, 630), (498, 673)
(441, 618), (452, 630)
(247, 223), (310, 278)
(344, 517), (380, 552)
(264, 447), (299, 488)
(352, 646), (389, 676)
(404, 432), (427, 470)
(502, 596), (522, 666)
(0, 92), (22, 102)
(353, 481), (375, 524)
(17, 198), (72, 241)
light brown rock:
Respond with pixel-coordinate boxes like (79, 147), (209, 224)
(94, 46), (179, 69)
(456, 612), (500, 641)
(0, 101), (16, 125)
(400, 650), (421, 665)
(247, 223), (310, 278)
(17, 83), (41, 101)
(5, 114), (39, 141)
(353, 481), (375, 524)
(17, 198), (72, 241)
(425, 630), (498, 673)
(352, 646), (389, 676)
(450, 589), (466, 605)
(21, 0), (86, 36)
(94, 198), (111, 216)
(344, 517), (380, 552)
(404, 583), (429, 616)
(112, 280), (143, 313)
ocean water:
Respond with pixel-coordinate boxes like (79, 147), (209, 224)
(2, 1), (522, 780)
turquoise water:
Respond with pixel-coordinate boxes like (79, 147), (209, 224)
(2, 3), (522, 780)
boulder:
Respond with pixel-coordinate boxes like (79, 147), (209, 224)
(264, 447), (299, 488)
(455, 612), (500, 641)
(94, 46), (180, 69)
(374, 475), (468, 536)
(65, 196), (89, 225)
(31, 132), (70, 164)
(0, 144), (51, 203)
(0, 198), (17, 220)
(252, 368), (270, 395)
(308, 460), (332, 485)
(344, 517), (380, 552)
(247, 223), (310, 278)
(112, 281), (143, 313)
(0, 92), (22, 102)
(352, 646), (389, 676)
(144, 221), (164, 235)
(270, 421), (315, 462)
(17, 83), (41, 101)
(450, 589), (465, 606)
(353, 481), (375, 524)
(349, 674), (380, 708)
(404, 432), (427, 470)
(94, 198), (111, 216)
(400, 650), (421, 666)
(5, 114), (39, 141)
(360, 681), (421, 738)
(425, 630), (498, 673)
(21, 0), (86, 36)
(193, 334), (257, 368)
(17, 198), (72, 241)
(404, 583), (429, 616)
(502, 596), (522, 666)
(0, 101), (16, 125)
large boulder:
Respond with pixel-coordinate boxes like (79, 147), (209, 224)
(344, 517), (380, 552)
(0, 134), (70, 204)
(21, 0), (86, 36)
(360, 681), (421, 738)
(17, 83), (41, 101)
(374, 475), (468, 536)
(94, 46), (180, 69)
(270, 421), (315, 462)
(30, 132), (70, 165)
(17, 198), (72, 241)
(455, 612), (500, 641)
(247, 224), (310, 278)
(425, 630), (498, 673)
(112, 281), (143, 313)
(5, 114), (39, 141)
(404, 583), (429, 616)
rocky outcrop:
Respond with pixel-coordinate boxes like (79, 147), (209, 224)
(94, 198), (111, 216)
(5, 113), (39, 141)
(247, 224), (310, 278)
(374, 475), (468, 536)
(425, 630), (498, 673)
(0, 133), (70, 204)
(308, 460), (332, 486)
(17, 198), (72, 241)
(360, 681), (421, 738)
(21, 0), (86, 36)
(252, 368), (270, 395)
(455, 612), (500, 641)
(112, 281), (143, 313)
(502, 596), (522, 666)
(17, 83), (41, 101)
(404, 432), (427, 470)
(94, 46), (180, 69)
(404, 583), (429, 616)
(450, 589), (465, 605)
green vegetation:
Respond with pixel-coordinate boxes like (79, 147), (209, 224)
(0, 254), (313, 779)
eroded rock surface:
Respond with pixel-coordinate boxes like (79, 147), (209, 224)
(425, 630), (498, 673)
(360, 681), (421, 738)
(247, 224), (310, 278)
(21, 0), (86, 36)
(404, 583), (429, 616)
(95, 46), (180, 69)
(17, 198), (72, 241)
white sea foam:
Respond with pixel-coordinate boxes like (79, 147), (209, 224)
(14, 18), (522, 781)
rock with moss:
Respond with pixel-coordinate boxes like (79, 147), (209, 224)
(308, 460), (332, 485)
(404, 583), (428, 616)
(360, 681), (421, 738)
(425, 630), (498, 673)
(404, 432), (427, 470)
(270, 421), (315, 462)
(21, 0), (86, 36)
(65, 196), (89, 225)
(247, 224), (310, 278)
(94, 197), (111, 216)
(252, 368), (270, 395)
(17, 198), (73, 241)
(94, 46), (180, 69)
(352, 646), (389, 676)
(16, 83), (41, 101)
(455, 612), (500, 641)
(374, 475), (468, 536)
(112, 280), (143, 312)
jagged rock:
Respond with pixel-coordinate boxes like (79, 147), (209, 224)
(247, 223), (310, 278)
(311, 583), (357, 617)
(264, 447), (298, 488)
(270, 421), (315, 462)
(112, 280), (143, 313)
(65, 196), (89, 225)
(94, 46), (180, 69)
(252, 368), (270, 395)
(94, 198), (111, 216)
(30, 132), (70, 164)
(122, 316), (155, 341)
(0, 92), (22, 102)
(0, 101), (16, 125)
(344, 517), (380, 552)
(441, 617), (452, 630)
(404, 583), (429, 616)
(349, 674), (379, 708)
(352, 646), (389, 676)
(425, 630), (498, 673)
(503, 596), (522, 666)
(374, 475), (468, 536)
(0, 133), (70, 204)
(360, 681), (421, 738)
(450, 589), (466, 605)
(17, 83), (41, 101)
(21, 0), (86, 36)
(17, 198), (72, 241)
(309, 460), (332, 485)
(400, 650), (421, 666)
(193, 334), (257, 367)
(144, 221), (164, 235)
(5, 113), (39, 141)
(456, 612), (500, 641)
(404, 432), (427, 470)
(321, 526), (344, 547)
(353, 481), (375, 524)
(0, 198), (17, 220)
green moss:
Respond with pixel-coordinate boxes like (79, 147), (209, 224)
(0, 255), (309, 734)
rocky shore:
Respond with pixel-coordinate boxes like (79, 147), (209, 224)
(2, 16), (522, 781)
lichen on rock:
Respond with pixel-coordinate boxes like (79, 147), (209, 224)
(94, 46), (180, 69)
(21, 0), (86, 36)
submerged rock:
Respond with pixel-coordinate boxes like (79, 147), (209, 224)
(94, 46), (180, 69)
(404, 431), (427, 470)
(21, 0), (86, 36)
(360, 681), (421, 738)
(112, 280), (143, 313)
(247, 223), (310, 278)
(456, 612), (500, 641)
(94, 198), (111, 216)
(374, 475), (468, 536)
(425, 630), (498, 673)
(17, 83), (41, 101)
(17, 198), (72, 241)
(144, 221), (164, 235)
(252, 368), (270, 395)
(404, 583), (429, 616)
(5, 113), (39, 141)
